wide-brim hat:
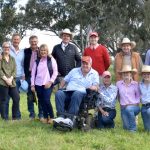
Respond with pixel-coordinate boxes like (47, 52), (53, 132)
(119, 65), (137, 73)
(120, 38), (136, 49)
(19, 80), (28, 93)
(60, 28), (73, 39)
(141, 65), (150, 73)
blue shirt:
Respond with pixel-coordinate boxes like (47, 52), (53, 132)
(145, 49), (150, 65)
(139, 81), (150, 104)
(64, 67), (99, 93)
(10, 45), (24, 77)
(97, 84), (118, 109)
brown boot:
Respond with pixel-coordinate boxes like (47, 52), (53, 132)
(47, 118), (53, 124)
(40, 118), (48, 124)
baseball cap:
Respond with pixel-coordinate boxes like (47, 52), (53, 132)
(81, 56), (92, 64)
(102, 71), (111, 78)
(89, 32), (98, 37)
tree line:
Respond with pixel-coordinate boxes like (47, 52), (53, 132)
(0, 0), (150, 56)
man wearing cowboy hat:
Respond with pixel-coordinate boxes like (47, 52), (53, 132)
(116, 65), (140, 132)
(52, 28), (81, 83)
(83, 32), (110, 76)
(139, 65), (150, 131)
(114, 37), (142, 81)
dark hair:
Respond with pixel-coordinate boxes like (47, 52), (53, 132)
(29, 35), (38, 41)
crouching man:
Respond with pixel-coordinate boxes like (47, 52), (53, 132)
(54, 56), (99, 128)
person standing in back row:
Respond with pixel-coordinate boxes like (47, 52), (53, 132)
(83, 32), (110, 77)
(52, 28), (81, 84)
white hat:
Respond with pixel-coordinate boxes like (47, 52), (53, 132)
(141, 65), (150, 73)
(119, 65), (137, 73)
(120, 38), (136, 49)
(60, 28), (73, 39)
(19, 80), (28, 93)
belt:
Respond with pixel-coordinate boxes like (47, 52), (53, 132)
(142, 103), (150, 107)
(121, 104), (139, 108)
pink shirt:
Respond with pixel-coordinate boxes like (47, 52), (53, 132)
(31, 57), (58, 86)
(116, 80), (140, 106)
(29, 51), (37, 71)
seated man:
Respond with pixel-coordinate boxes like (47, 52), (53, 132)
(96, 71), (118, 128)
(54, 56), (99, 127)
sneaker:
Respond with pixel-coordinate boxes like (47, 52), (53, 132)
(62, 118), (73, 128)
(53, 117), (64, 123)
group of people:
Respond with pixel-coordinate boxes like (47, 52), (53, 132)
(0, 28), (150, 132)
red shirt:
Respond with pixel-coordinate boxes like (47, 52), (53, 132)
(83, 45), (110, 75)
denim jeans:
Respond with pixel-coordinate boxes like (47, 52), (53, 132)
(35, 85), (54, 119)
(141, 106), (150, 131)
(97, 107), (116, 129)
(0, 85), (20, 120)
(121, 105), (140, 131)
(55, 90), (85, 117)
(26, 77), (43, 119)
(5, 77), (22, 119)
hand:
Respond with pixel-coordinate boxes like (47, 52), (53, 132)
(89, 86), (98, 91)
(44, 81), (52, 89)
(5, 79), (12, 86)
(102, 111), (109, 117)
(31, 86), (35, 92)
(21, 76), (25, 80)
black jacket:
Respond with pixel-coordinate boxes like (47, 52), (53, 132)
(52, 43), (81, 77)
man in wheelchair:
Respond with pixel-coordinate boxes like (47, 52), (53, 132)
(53, 56), (99, 131)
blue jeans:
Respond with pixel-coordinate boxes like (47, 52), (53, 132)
(141, 106), (150, 131)
(97, 107), (116, 129)
(35, 85), (54, 119)
(26, 77), (43, 119)
(121, 105), (140, 132)
(5, 77), (21, 119)
(55, 90), (85, 117)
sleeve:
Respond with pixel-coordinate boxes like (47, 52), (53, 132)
(31, 62), (37, 86)
(145, 50), (150, 65)
(92, 71), (99, 86)
(74, 46), (81, 67)
(22, 50), (25, 76)
(103, 47), (110, 70)
(51, 46), (56, 59)
(64, 69), (74, 83)
(11, 58), (16, 78)
(50, 57), (58, 83)
(135, 83), (140, 102)
(0, 60), (5, 77)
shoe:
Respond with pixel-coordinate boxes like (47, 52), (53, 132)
(62, 118), (73, 128)
(53, 117), (64, 123)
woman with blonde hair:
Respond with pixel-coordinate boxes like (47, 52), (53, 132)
(31, 44), (58, 124)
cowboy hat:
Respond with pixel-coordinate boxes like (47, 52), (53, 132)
(141, 65), (150, 73)
(120, 38), (136, 49)
(60, 28), (73, 39)
(119, 65), (137, 73)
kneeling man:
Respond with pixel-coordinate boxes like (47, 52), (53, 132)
(54, 56), (99, 127)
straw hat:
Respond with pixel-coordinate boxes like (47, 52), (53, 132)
(141, 65), (150, 73)
(119, 65), (137, 73)
(120, 38), (136, 49)
(60, 28), (73, 39)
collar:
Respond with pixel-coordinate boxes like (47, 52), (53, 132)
(79, 67), (93, 76)
(100, 84), (113, 89)
(120, 80), (136, 86)
(90, 44), (99, 50)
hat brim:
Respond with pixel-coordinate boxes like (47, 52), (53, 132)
(60, 32), (73, 39)
(120, 41), (136, 49)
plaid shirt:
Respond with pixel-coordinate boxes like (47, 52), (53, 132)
(96, 84), (118, 109)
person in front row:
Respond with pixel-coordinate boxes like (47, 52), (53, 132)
(96, 71), (117, 129)
(139, 65), (150, 131)
(31, 44), (58, 124)
(0, 42), (20, 120)
(116, 65), (140, 132)
(54, 56), (99, 127)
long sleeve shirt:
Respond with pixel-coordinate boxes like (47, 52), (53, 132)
(116, 80), (140, 106)
(0, 55), (16, 87)
(139, 81), (150, 104)
(145, 49), (150, 65)
(96, 84), (118, 109)
(10, 45), (24, 77)
(31, 57), (58, 86)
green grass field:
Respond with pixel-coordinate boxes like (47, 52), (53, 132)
(0, 93), (150, 150)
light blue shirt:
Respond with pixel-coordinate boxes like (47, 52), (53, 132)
(64, 67), (99, 93)
(139, 81), (150, 104)
(97, 84), (118, 109)
(145, 49), (150, 65)
(10, 45), (24, 77)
